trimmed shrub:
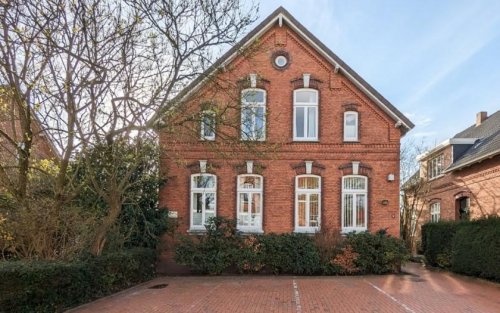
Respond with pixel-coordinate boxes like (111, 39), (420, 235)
(421, 221), (459, 268)
(451, 218), (500, 281)
(346, 230), (409, 274)
(0, 248), (156, 313)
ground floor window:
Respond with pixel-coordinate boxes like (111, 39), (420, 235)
(342, 175), (368, 233)
(295, 175), (321, 232)
(457, 197), (470, 220)
(190, 174), (216, 230)
(237, 174), (263, 232)
(430, 202), (440, 223)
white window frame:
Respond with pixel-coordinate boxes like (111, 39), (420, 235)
(343, 111), (359, 142)
(430, 202), (440, 223)
(200, 110), (216, 141)
(190, 173), (217, 231)
(341, 175), (368, 233)
(236, 174), (264, 233)
(241, 88), (266, 141)
(293, 88), (319, 141)
(294, 174), (321, 233)
(428, 154), (444, 179)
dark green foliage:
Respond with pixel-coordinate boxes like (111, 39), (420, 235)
(421, 221), (460, 268)
(175, 219), (407, 275)
(0, 248), (156, 313)
(450, 218), (500, 281)
(175, 217), (240, 274)
(258, 233), (321, 274)
(346, 230), (409, 274)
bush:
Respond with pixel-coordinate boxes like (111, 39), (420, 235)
(0, 247), (156, 313)
(346, 230), (409, 274)
(421, 221), (459, 267)
(175, 218), (407, 276)
(451, 218), (500, 281)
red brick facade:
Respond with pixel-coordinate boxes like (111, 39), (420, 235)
(158, 9), (412, 271)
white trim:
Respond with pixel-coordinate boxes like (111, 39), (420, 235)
(293, 88), (319, 141)
(174, 11), (412, 132)
(343, 111), (359, 142)
(341, 175), (368, 233)
(200, 110), (216, 141)
(236, 174), (263, 232)
(294, 175), (321, 233)
(241, 88), (266, 141)
(190, 173), (217, 231)
(430, 202), (440, 223)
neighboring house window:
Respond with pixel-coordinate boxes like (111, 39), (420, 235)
(343, 111), (358, 141)
(293, 88), (318, 141)
(236, 174), (263, 232)
(200, 111), (216, 140)
(241, 88), (266, 140)
(190, 174), (217, 230)
(428, 154), (444, 179)
(295, 175), (321, 232)
(342, 175), (368, 233)
(430, 202), (440, 222)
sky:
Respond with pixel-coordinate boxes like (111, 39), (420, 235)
(249, 0), (500, 147)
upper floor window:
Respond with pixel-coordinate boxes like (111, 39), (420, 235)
(430, 202), (440, 223)
(236, 174), (263, 232)
(200, 111), (215, 141)
(343, 111), (358, 141)
(293, 89), (318, 141)
(428, 154), (444, 179)
(342, 175), (368, 233)
(241, 88), (266, 141)
(190, 174), (217, 230)
(295, 175), (321, 232)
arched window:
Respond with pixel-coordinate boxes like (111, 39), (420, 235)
(200, 110), (216, 140)
(190, 173), (217, 230)
(430, 202), (440, 223)
(241, 88), (266, 140)
(236, 174), (263, 232)
(342, 175), (368, 233)
(343, 111), (359, 141)
(293, 88), (318, 141)
(295, 175), (321, 232)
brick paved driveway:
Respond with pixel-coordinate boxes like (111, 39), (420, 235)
(68, 263), (500, 313)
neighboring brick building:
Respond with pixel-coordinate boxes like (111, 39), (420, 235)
(412, 110), (500, 227)
(158, 7), (414, 270)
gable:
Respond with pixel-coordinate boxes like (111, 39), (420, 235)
(167, 6), (414, 135)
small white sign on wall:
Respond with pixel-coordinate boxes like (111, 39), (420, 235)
(168, 211), (178, 218)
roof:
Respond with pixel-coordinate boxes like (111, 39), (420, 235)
(166, 6), (414, 134)
(445, 110), (500, 172)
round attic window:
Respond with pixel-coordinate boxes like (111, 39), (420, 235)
(274, 55), (288, 68)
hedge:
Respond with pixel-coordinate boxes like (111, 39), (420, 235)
(0, 247), (156, 313)
(421, 217), (500, 281)
(175, 217), (408, 275)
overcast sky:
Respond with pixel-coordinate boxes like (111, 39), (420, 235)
(251, 0), (500, 147)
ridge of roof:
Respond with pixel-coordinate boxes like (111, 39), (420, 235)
(166, 6), (414, 134)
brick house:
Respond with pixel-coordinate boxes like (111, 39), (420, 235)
(411, 110), (500, 227)
(158, 7), (414, 269)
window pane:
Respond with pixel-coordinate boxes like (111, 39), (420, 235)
(192, 193), (203, 226)
(202, 114), (215, 137)
(255, 107), (265, 139)
(345, 113), (356, 126)
(242, 90), (264, 103)
(298, 176), (319, 189)
(343, 177), (365, 190)
(345, 125), (356, 139)
(343, 194), (353, 227)
(240, 193), (249, 213)
(205, 193), (215, 211)
(309, 193), (319, 227)
(307, 107), (316, 138)
(194, 175), (215, 188)
(298, 200), (306, 227)
(296, 90), (317, 103)
(241, 108), (253, 139)
(356, 195), (366, 227)
(296, 107), (305, 137)
(252, 193), (261, 214)
(239, 176), (262, 189)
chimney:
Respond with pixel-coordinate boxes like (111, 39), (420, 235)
(476, 111), (487, 126)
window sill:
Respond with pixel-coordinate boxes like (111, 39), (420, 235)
(343, 140), (360, 143)
(199, 138), (215, 142)
(428, 174), (445, 182)
(238, 228), (264, 235)
(187, 228), (207, 234)
(294, 228), (320, 234)
(292, 140), (320, 143)
(341, 228), (367, 234)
